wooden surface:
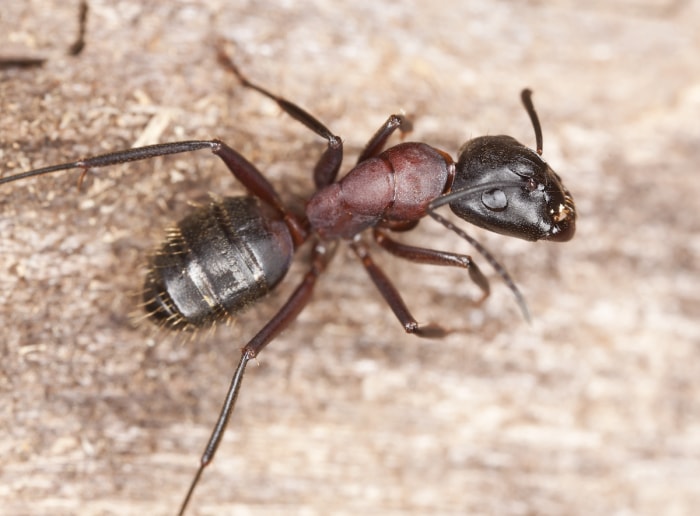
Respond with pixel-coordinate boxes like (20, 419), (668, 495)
(1, 1), (699, 515)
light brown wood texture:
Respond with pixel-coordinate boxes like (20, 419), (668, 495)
(1, 1), (698, 515)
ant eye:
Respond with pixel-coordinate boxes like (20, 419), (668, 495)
(482, 188), (508, 210)
(508, 157), (537, 177)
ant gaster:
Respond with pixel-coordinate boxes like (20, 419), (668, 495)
(1, 47), (576, 515)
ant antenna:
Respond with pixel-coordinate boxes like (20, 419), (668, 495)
(427, 180), (526, 211)
(521, 89), (543, 155)
(427, 211), (531, 323)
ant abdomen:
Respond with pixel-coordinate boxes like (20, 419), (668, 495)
(143, 196), (295, 330)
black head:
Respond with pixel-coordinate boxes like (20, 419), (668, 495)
(423, 90), (575, 322)
(448, 134), (575, 241)
(434, 90), (575, 242)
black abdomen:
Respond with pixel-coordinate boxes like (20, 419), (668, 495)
(143, 196), (294, 330)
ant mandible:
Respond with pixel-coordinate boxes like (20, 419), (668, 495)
(1, 46), (576, 515)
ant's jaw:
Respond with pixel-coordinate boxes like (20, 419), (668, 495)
(543, 193), (576, 241)
(539, 167), (576, 242)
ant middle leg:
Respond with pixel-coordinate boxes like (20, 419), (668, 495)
(427, 211), (531, 322)
(373, 228), (490, 304)
(350, 239), (449, 338)
(216, 44), (343, 189)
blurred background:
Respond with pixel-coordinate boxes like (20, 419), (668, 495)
(1, 1), (698, 514)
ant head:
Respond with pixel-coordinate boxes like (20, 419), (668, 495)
(448, 135), (575, 242)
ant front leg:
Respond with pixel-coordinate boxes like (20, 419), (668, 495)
(217, 45), (343, 189)
(373, 228), (490, 304)
(350, 239), (449, 338)
(357, 113), (413, 163)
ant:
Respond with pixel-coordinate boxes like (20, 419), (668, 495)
(1, 45), (576, 514)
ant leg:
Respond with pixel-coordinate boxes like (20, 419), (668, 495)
(2, 139), (280, 209)
(0, 141), (217, 185)
(178, 241), (334, 516)
(350, 239), (448, 338)
(217, 45), (343, 189)
(428, 211), (531, 322)
(357, 114), (413, 163)
(373, 228), (490, 304)
(210, 140), (308, 243)
(1, 139), (308, 243)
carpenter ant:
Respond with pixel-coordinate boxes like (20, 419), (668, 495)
(1, 47), (576, 514)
